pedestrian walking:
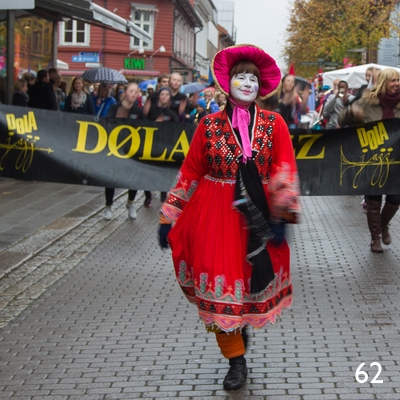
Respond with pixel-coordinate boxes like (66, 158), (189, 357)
(63, 77), (95, 115)
(339, 68), (400, 253)
(104, 82), (152, 219)
(12, 79), (29, 107)
(93, 83), (116, 117)
(158, 44), (301, 390)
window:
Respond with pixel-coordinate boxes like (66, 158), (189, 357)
(59, 20), (90, 46)
(130, 6), (157, 50)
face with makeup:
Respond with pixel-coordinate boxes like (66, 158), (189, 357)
(229, 72), (259, 106)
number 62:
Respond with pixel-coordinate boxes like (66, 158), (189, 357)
(355, 362), (383, 384)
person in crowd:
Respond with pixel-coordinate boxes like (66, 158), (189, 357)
(215, 92), (227, 109)
(60, 81), (68, 96)
(145, 86), (178, 122)
(203, 89), (220, 113)
(168, 72), (187, 121)
(28, 69), (58, 111)
(22, 72), (36, 88)
(93, 83), (116, 117)
(146, 86), (178, 202)
(147, 84), (155, 97)
(323, 80), (355, 129)
(48, 67), (58, 85)
(12, 79), (29, 107)
(338, 68), (400, 253)
(104, 82), (152, 218)
(155, 74), (169, 92)
(278, 74), (309, 128)
(351, 67), (375, 104)
(158, 44), (301, 391)
(188, 98), (207, 124)
(52, 74), (66, 111)
(91, 82), (100, 98)
(114, 83), (125, 103)
(63, 77), (95, 115)
(257, 94), (280, 112)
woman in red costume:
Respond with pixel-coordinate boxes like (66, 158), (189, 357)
(158, 45), (301, 390)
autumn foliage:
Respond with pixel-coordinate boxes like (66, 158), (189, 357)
(283, 0), (400, 77)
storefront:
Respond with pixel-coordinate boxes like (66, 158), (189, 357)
(0, 0), (151, 104)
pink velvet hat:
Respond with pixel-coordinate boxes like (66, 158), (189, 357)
(211, 44), (281, 100)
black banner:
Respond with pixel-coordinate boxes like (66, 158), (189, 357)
(0, 105), (399, 195)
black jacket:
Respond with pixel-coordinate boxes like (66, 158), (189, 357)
(28, 81), (58, 110)
(106, 103), (144, 120)
(12, 91), (28, 107)
(63, 93), (95, 115)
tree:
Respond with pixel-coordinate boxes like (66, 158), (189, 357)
(283, 0), (400, 77)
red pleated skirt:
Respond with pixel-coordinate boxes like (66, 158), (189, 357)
(168, 174), (293, 332)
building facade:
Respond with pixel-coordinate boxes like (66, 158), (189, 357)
(57, 0), (202, 83)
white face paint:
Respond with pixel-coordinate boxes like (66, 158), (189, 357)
(229, 72), (259, 105)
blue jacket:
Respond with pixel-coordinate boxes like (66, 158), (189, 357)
(93, 96), (116, 117)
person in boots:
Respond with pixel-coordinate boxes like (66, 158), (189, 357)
(158, 45), (301, 390)
(339, 68), (400, 252)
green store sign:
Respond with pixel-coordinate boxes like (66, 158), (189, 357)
(124, 58), (145, 70)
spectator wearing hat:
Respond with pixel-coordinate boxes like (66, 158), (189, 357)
(189, 98), (207, 124)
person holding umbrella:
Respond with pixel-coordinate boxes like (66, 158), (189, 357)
(63, 77), (95, 115)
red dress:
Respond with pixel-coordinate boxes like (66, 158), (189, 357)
(162, 104), (301, 332)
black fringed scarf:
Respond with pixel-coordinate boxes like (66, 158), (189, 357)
(226, 102), (276, 298)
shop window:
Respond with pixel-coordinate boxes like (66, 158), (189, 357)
(59, 20), (90, 46)
(130, 5), (157, 50)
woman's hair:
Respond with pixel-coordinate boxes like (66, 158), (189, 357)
(280, 74), (297, 106)
(22, 72), (35, 83)
(124, 82), (138, 92)
(99, 83), (111, 98)
(13, 79), (27, 91)
(257, 94), (279, 111)
(114, 83), (125, 96)
(69, 77), (89, 95)
(369, 68), (399, 98)
(229, 60), (261, 97)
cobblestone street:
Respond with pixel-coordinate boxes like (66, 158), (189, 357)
(0, 180), (400, 399)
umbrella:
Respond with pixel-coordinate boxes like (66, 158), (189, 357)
(138, 79), (157, 90)
(181, 82), (207, 94)
(295, 76), (311, 90)
(81, 67), (127, 84)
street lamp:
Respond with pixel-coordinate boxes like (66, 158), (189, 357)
(150, 45), (166, 58)
(127, 48), (144, 57)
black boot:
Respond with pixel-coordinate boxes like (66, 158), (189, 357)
(223, 355), (247, 390)
(241, 326), (249, 350)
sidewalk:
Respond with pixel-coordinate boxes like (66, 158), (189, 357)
(0, 178), (124, 277)
(0, 185), (399, 399)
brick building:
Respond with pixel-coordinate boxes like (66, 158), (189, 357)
(57, 0), (202, 83)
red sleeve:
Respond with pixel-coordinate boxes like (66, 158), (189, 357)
(268, 114), (301, 222)
(161, 122), (209, 223)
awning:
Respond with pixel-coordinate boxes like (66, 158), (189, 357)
(58, 70), (85, 76)
(119, 70), (160, 76)
(35, 0), (152, 42)
(130, 4), (159, 13)
(57, 59), (69, 70)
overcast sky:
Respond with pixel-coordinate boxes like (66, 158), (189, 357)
(232, 0), (292, 71)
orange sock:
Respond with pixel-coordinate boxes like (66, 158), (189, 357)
(215, 331), (245, 359)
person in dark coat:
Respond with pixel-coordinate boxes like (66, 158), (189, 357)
(188, 98), (208, 124)
(63, 77), (95, 115)
(103, 82), (151, 219)
(28, 70), (58, 110)
(12, 79), (29, 107)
